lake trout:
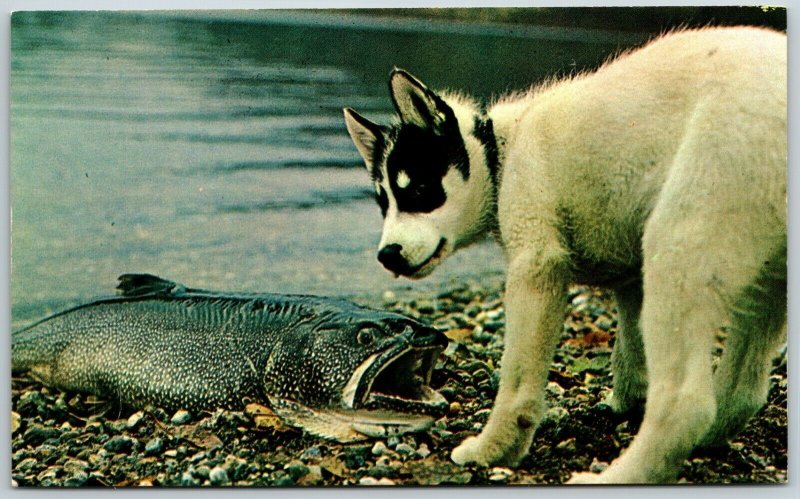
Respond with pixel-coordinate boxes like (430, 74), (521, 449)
(12, 273), (449, 442)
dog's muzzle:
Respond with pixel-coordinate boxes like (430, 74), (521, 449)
(377, 244), (409, 275)
(377, 239), (446, 277)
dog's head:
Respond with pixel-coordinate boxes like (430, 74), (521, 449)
(343, 70), (495, 279)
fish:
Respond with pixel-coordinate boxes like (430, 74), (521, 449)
(12, 273), (449, 442)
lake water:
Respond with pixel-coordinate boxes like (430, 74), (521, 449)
(10, 10), (647, 323)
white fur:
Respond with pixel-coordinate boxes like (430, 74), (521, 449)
(348, 27), (787, 484)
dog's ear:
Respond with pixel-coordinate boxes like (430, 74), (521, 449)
(343, 108), (383, 173)
(390, 69), (449, 132)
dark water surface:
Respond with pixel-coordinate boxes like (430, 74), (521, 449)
(11, 11), (646, 323)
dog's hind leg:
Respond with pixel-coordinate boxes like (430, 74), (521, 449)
(699, 248), (786, 449)
(607, 279), (648, 414)
(570, 132), (784, 483)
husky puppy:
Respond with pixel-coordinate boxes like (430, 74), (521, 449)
(343, 27), (786, 483)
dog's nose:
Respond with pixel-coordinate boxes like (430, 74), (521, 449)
(377, 244), (408, 274)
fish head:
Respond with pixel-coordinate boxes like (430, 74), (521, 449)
(262, 301), (449, 441)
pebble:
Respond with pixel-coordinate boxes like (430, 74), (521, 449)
(171, 410), (191, 425)
(359, 476), (395, 485)
(490, 467), (514, 481)
(11, 411), (21, 433)
(126, 411), (145, 429)
(272, 475), (295, 487)
(546, 381), (566, 397)
(595, 315), (614, 331)
(103, 435), (136, 453)
(543, 406), (569, 422)
(301, 446), (323, 461)
(556, 438), (576, 453)
(144, 437), (163, 455)
(180, 471), (199, 486)
(371, 441), (389, 456)
(209, 466), (230, 486)
(449, 401), (462, 415)
(194, 465), (211, 479)
(64, 471), (89, 487)
(416, 443), (431, 459)
(387, 436), (400, 448)
(395, 443), (415, 456)
(297, 465), (323, 486)
(285, 461), (309, 480)
(23, 425), (59, 446)
(589, 459), (609, 473)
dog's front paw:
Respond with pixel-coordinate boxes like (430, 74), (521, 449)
(451, 436), (490, 466)
(451, 434), (527, 467)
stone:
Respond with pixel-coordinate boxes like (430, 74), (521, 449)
(371, 441), (388, 456)
(209, 466), (230, 486)
(126, 411), (145, 429)
(144, 437), (163, 455)
(171, 410), (191, 425)
(103, 435), (136, 453)
(395, 443), (415, 456)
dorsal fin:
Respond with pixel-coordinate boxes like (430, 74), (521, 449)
(116, 273), (185, 297)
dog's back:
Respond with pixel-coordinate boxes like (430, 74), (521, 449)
(498, 27), (786, 284)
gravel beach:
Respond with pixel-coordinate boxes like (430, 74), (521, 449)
(11, 281), (787, 486)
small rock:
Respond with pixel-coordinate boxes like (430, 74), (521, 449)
(376, 477), (395, 485)
(139, 478), (154, 486)
(23, 425), (59, 446)
(64, 471), (88, 487)
(297, 465), (323, 486)
(285, 461), (309, 481)
(272, 475), (295, 486)
(556, 438), (576, 453)
(209, 466), (230, 486)
(387, 436), (400, 449)
(11, 411), (21, 433)
(595, 315), (614, 331)
(488, 473), (509, 483)
(104, 435), (136, 453)
(63, 459), (88, 474)
(416, 443), (431, 459)
(367, 464), (396, 478)
(543, 406), (569, 422)
(359, 476), (380, 485)
(126, 411), (145, 429)
(371, 441), (389, 456)
(546, 381), (565, 397)
(301, 446), (323, 461)
(395, 443), (415, 456)
(589, 458), (609, 473)
(16, 457), (38, 473)
(180, 471), (199, 486)
(171, 410), (191, 425)
(449, 401), (462, 415)
(195, 465), (211, 479)
(144, 437), (163, 455)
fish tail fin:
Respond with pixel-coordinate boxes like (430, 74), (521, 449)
(116, 273), (186, 297)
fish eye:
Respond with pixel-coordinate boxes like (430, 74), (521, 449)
(357, 328), (375, 345)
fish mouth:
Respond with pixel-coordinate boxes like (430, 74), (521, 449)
(343, 342), (447, 418)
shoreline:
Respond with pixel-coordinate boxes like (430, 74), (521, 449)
(11, 281), (787, 486)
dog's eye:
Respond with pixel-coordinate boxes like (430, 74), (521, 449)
(357, 329), (375, 345)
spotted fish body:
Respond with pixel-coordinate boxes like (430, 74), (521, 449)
(12, 274), (449, 441)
